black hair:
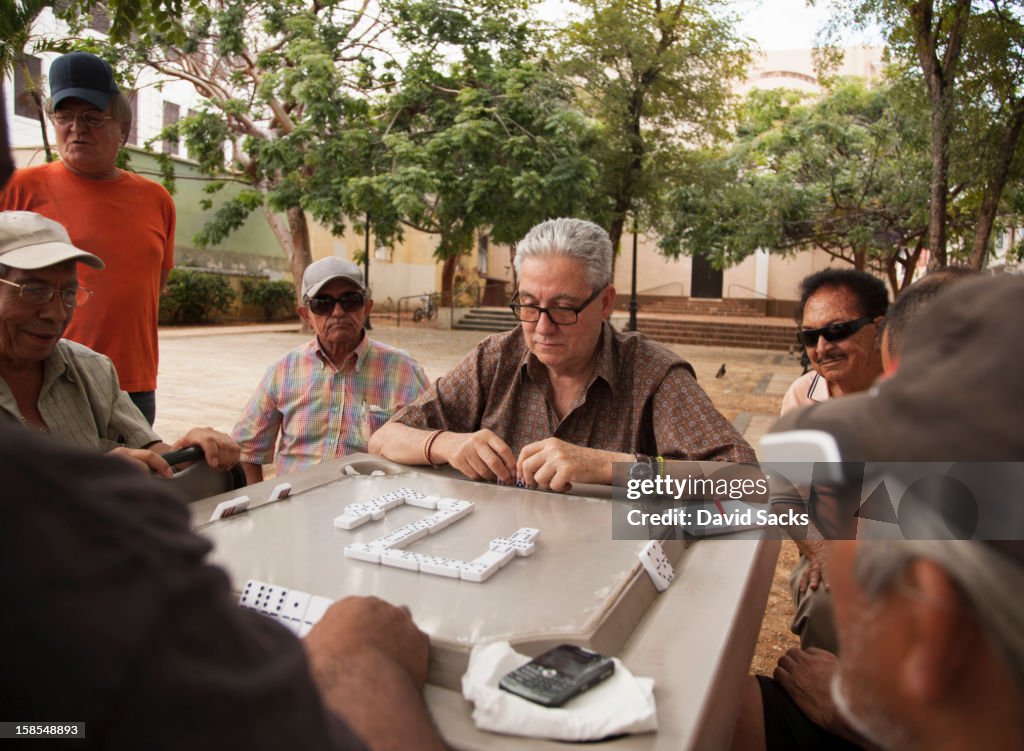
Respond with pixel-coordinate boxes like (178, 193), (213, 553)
(882, 267), (975, 359)
(795, 268), (889, 324)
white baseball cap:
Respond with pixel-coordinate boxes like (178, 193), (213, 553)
(0, 211), (104, 270)
(301, 257), (366, 298)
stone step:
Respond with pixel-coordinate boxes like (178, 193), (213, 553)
(638, 318), (795, 351)
(640, 297), (765, 317)
(454, 308), (519, 332)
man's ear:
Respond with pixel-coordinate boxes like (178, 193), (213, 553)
(298, 305), (311, 326)
(364, 297), (374, 317)
(898, 559), (975, 702)
(601, 286), (617, 319)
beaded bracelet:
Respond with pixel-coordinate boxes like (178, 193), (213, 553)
(423, 429), (446, 468)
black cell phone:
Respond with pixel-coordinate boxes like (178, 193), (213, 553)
(498, 644), (615, 707)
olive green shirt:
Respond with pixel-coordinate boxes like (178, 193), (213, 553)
(0, 340), (159, 452)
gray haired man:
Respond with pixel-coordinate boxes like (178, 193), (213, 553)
(370, 217), (754, 490)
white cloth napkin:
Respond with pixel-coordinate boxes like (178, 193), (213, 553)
(461, 641), (658, 741)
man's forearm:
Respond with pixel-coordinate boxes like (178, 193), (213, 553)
(311, 648), (446, 751)
(795, 538), (826, 559)
(242, 461), (264, 485)
(369, 423), (435, 465)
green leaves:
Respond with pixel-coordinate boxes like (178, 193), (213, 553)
(661, 77), (932, 276)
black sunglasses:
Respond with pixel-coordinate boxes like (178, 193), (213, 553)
(796, 315), (876, 347)
(307, 291), (366, 316)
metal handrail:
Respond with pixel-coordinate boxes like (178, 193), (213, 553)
(395, 292), (439, 327)
(726, 283), (776, 301)
(638, 281), (686, 296)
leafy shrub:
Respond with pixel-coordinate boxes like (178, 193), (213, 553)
(241, 279), (297, 321)
(160, 269), (237, 324)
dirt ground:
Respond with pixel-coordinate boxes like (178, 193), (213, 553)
(751, 540), (801, 675)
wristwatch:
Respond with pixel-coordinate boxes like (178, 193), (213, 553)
(629, 453), (655, 482)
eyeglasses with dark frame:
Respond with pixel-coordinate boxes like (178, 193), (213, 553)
(306, 291), (366, 316)
(509, 286), (605, 326)
(796, 315), (876, 347)
(0, 278), (93, 308)
(48, 111), (116, 129)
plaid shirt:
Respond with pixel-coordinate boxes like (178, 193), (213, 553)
(233, 334), (428, 475)
(391, 323), (755, 462)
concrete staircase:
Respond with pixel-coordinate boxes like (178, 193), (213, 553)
(454, 307), (519, 333)
(637, 318), (796, 351)
(451, 301), (798, 352)
(639, 298), (764, 317)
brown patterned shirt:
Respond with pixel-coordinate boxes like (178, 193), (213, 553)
(390, 323), (754, 462)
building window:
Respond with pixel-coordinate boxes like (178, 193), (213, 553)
(13, 55), (43, 119)
(162, 101), (180, 155)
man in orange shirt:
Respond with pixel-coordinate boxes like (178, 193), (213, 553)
(1, 51), (174, 424)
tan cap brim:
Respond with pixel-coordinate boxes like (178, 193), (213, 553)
(0, 242), (104, 270)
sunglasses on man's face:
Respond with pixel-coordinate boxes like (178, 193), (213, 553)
(307, 291), (366, 316)
(796, 315), (875, 347)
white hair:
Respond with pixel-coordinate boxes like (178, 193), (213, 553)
(513, 218), (613, 291)
(854, 541), (1024, 694)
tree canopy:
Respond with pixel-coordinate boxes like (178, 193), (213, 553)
(557, 0), (751, 253)
(661, 78), (935, 292)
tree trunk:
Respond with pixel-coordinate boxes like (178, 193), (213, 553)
(968, 103), (1024, 270)
(853, 247), (867, 271)
(441, 255), (458, 306)
(30, 91), (52, 162)
(925, 96), (952, 269)
(910, 0), (971, 270)
(263, 205), (314, 332)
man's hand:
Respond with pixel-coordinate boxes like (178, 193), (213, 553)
(516, 438), (629, 492)
(774, 648), (864, 744)
(797, 539), (830, 594)
(304, 596), (429, 690)
(436, 429), (516, 483)
(173, 427), (240, 471)
(108, 446), (173, 478)
(303, 597), (446, 750)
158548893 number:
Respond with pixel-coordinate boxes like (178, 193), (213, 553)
(0, 723), (84, 739)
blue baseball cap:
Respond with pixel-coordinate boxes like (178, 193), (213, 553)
(49, 52), (120, 111)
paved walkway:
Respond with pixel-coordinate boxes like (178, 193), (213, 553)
(153, 320), (803, 450)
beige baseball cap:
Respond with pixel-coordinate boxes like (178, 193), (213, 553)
(301, 257), (366, 298)
(0, 211), (104, 270)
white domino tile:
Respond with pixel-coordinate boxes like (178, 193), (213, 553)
(418, 556), (466, 578)
(405, 494), (440, 510)
(300, 596), (332, 636)
(333, 511), (371, 530)
(238, 580), (334, 637)
(639, 540), (675, 592)
(381, 549), (424, 571)
(210, 495), (251, 521)
(280, 591), (312, 634)
(344, 542), (388, 563)
(268, 482), (292, 502)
